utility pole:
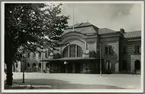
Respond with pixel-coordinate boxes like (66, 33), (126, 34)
(72, 4), (75, 31)
(100, 44), (102, 75)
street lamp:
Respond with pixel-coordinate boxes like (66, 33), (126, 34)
(22, 53), (26, 83)
(64, 61), (68, 73)
(41, 49), (45, 72)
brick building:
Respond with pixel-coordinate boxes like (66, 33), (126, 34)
(12, 22), (141, 74)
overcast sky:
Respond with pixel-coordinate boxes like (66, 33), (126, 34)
(60, 3), (142, 32)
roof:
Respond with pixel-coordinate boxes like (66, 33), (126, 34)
(65, 22), (117, 35)
(124, 31), (141, 38)
(98, 28), (116, 34)
(68, 22), (94, 29)
(64, 26), (97, 35)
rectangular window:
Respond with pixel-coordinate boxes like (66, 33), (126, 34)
(77, 46), (83, 57)
(105, 46), (108, 54)
(123, 46), (127, 54)
(27, 52), (30, 58)
(63, 47), (68, 57)
(134, 45), (141, 54)
(109, 46), (113, 55)
(105, 46), (113, 55)
(33, 52), (36, 58)
(45, 50), (48, 58)
(39, 52), (41, 58)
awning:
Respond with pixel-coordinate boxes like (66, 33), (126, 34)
(41, 57), (99, 62)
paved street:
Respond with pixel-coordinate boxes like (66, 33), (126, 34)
(4, 72), (141, 89)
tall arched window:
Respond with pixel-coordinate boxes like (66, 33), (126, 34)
(63, 44), (83, 57)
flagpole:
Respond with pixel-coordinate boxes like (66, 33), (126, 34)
(72, 4), (74, 31)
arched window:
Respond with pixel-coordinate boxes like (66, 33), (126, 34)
(63, 46), (69, 57)
(16, 63), (18, 68)
(46, 63), (49, 68)
(27, 53), (30, 58)
(63, 44), (83, 57)
(33, 63), (36, 67)
(39, 52), (41, 58)
(39, 63), (41, 68)
(33, 53), (36, 58)
(27, 63), (30, 67)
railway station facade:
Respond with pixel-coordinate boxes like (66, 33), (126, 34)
(12, 22), (141, 74)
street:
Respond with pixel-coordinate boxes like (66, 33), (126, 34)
(4, 72), (141, 89)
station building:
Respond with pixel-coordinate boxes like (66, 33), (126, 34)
(12, 22), (141, 74)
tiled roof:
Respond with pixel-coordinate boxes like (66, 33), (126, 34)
(65, 22), (117, 35)
(124, 31), (141, 38)
(98, 28), (116, 34)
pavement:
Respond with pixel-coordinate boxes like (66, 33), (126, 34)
(4, 72), (141, 89)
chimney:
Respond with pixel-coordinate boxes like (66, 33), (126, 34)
(120, 28), (125, 34)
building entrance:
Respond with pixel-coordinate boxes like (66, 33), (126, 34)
(135, 60), (140, 70)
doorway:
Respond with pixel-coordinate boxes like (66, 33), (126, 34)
(134, 60), (140, 70)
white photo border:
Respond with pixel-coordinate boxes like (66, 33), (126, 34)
(1, 1), (144, 93)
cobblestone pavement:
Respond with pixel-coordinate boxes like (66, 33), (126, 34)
(4, 72), (141, 89)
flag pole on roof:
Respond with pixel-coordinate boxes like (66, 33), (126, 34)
(72, 4), (75, 31)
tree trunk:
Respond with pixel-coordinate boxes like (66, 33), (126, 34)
(5, 35), (16, 86)
(6, 61), (13, 86)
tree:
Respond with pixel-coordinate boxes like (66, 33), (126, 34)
(5, 3), (69, 85)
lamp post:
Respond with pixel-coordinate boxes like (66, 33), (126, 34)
(41, 49), (45, 72)
(22, 54), (25, 83)
(64, 61), (68, 73)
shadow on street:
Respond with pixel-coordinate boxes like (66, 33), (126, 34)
(5, 79), (125, 89)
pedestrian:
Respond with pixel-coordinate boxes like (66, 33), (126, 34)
(47, 67), (50, 73)
(132, 69), (136, 75)
(43, 70), (46, 73)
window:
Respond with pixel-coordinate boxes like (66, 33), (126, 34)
(63, 47), (68, 57)
(39, 52), (41, 58)
(16, 63), (18, 68)
(123, 46), (127, 54)
(46, 63), (49, 68)
(109, 46), (113, 55)
(63, 44), (83, 57)
(134, 45), (141, 54)
(105, 47), (108, 54)
(77, 46), (83, 57)
(39, 63), (41, 68)
(27, 53), (30, 58)
(106, 60), (111, 69)
(33, 63), (36, 67)
(70, 45), (76, 57)
(27, 63), (30, 67)
(45, 50), (48, 58)
(105, 46), (113, 55)
(33, 53), (36, 58)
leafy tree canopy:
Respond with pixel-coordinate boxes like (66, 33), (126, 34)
(5, 3), (69, 62)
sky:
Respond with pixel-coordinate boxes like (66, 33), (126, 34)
(59, 3), (142, 32)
